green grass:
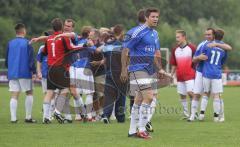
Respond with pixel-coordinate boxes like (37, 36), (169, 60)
(0, 86), (239, 147)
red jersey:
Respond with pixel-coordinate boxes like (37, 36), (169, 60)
(42, 31), (80, 67)
(170, 43), (196, 82)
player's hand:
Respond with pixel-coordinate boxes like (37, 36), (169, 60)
(158, 69), (166, 78)
(207, 43), (217, 48)
(198, 53), (208, 61)
(87, 40), (94, 47)
(90, 61), (100, 67)
(120, 69), (128, 83)
(29, 38), (39, 44)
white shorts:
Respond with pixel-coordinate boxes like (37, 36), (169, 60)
(177, 80), (194, 95)
(203, 77), (223, 94)
(69, 66), (95, 94)
(129, 71), (156, 96)
(9, 79), (33, 92)
(193, 71), (203, 94)
(41, 78), (47, 93)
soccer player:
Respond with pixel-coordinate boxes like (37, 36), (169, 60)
(41, 18), (83, 124)
(90, 30), (106, 121)
(170, 30), (196, 119)
(121, 7), (164, 139)
(5, 23), (37, 123)
(124, 9), (158, 132)
(200, 29), (228, 122)
(69, 26), (99, 121)
(36, 30), (58, 121)
(189, 28), (232, 121)
(96, 25), (128, 124)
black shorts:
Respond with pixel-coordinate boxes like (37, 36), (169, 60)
(47, 66), (70, 90)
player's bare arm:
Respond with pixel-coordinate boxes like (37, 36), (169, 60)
(207, 42), (232, 51)
(120, 48), (129, 82)
(29, 36), (48, 44)
(193, 53), (208, 63)
(54, 32), (75, 40)
(36, 61), (42, 80)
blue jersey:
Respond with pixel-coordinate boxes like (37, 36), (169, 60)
(123, 24), (143, 48)
(194, 40), (208, 72)
(102, 40), (123, 75)
(71, 38), (96, 68)
(126, 24), (160, 75)
(202, 40), (227, 79)
(36, 45), (48, 78)
(5, 37), (36, 80)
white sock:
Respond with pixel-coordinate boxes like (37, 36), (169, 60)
(73, 98), (80, 114)
(220, 99), (224, 117)
(50, 98), (55, 116)
(148, 97), (157, 122)
(213, 98), (221, 116)
(190, 99), (199, 118)
(138, 103), (151, 132)
(200, 96), (208, 113)
(129, 104), (140, 134)
(10, 98), (18, 121)
(85, 94), (93, 118)
(25, 95), (33, 119)
(181, 98), (189, 115)
(43, 102), (50, 119)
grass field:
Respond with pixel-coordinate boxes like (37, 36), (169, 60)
(0, 86), (239, 147)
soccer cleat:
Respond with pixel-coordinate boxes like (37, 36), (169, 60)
(75, 115), (82, 121)
(128, 133), (138, 138)
(137, 131), (152, 139)
(64, 119), (73, 124)
(214, 117), (220, 122)
(219, 115), (225, 122)
(102, 117), (110, 124)
(42, 118), (51, 124)
(54, 112), (65, 124)
(25, 118), (37, 123)
(145, 122), (154, 132)
(219, 113), (225, 122)
(198, 114), (205, 121)
(81, 114), (88, 123)
(187, 115), (195, 122)
(181, 113), (190, 120)
(11, 120), (18, 123)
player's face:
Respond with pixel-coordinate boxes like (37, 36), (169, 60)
(64, 21), (74, 33)
(146, 12), (159, 27)
(205, 30), (214, 41)
(176, 33), (186, 45)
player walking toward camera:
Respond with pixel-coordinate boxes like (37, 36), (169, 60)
(121, 7), (164, 139)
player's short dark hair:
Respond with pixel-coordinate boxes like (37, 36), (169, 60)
(113, 24), (124, 37)
(145, 7), (160, 18)
(51, 18), (63, 32)
(65, 19), (75, 28)
(15, 23), (25, 34)
(44, 30), (54, 36)
(137, 9), (146, 23)
(81, 26), (92, 38)
(214, 29), (224, 41)
(206, 27), (215, 34)
(176, 29), (186, 36)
